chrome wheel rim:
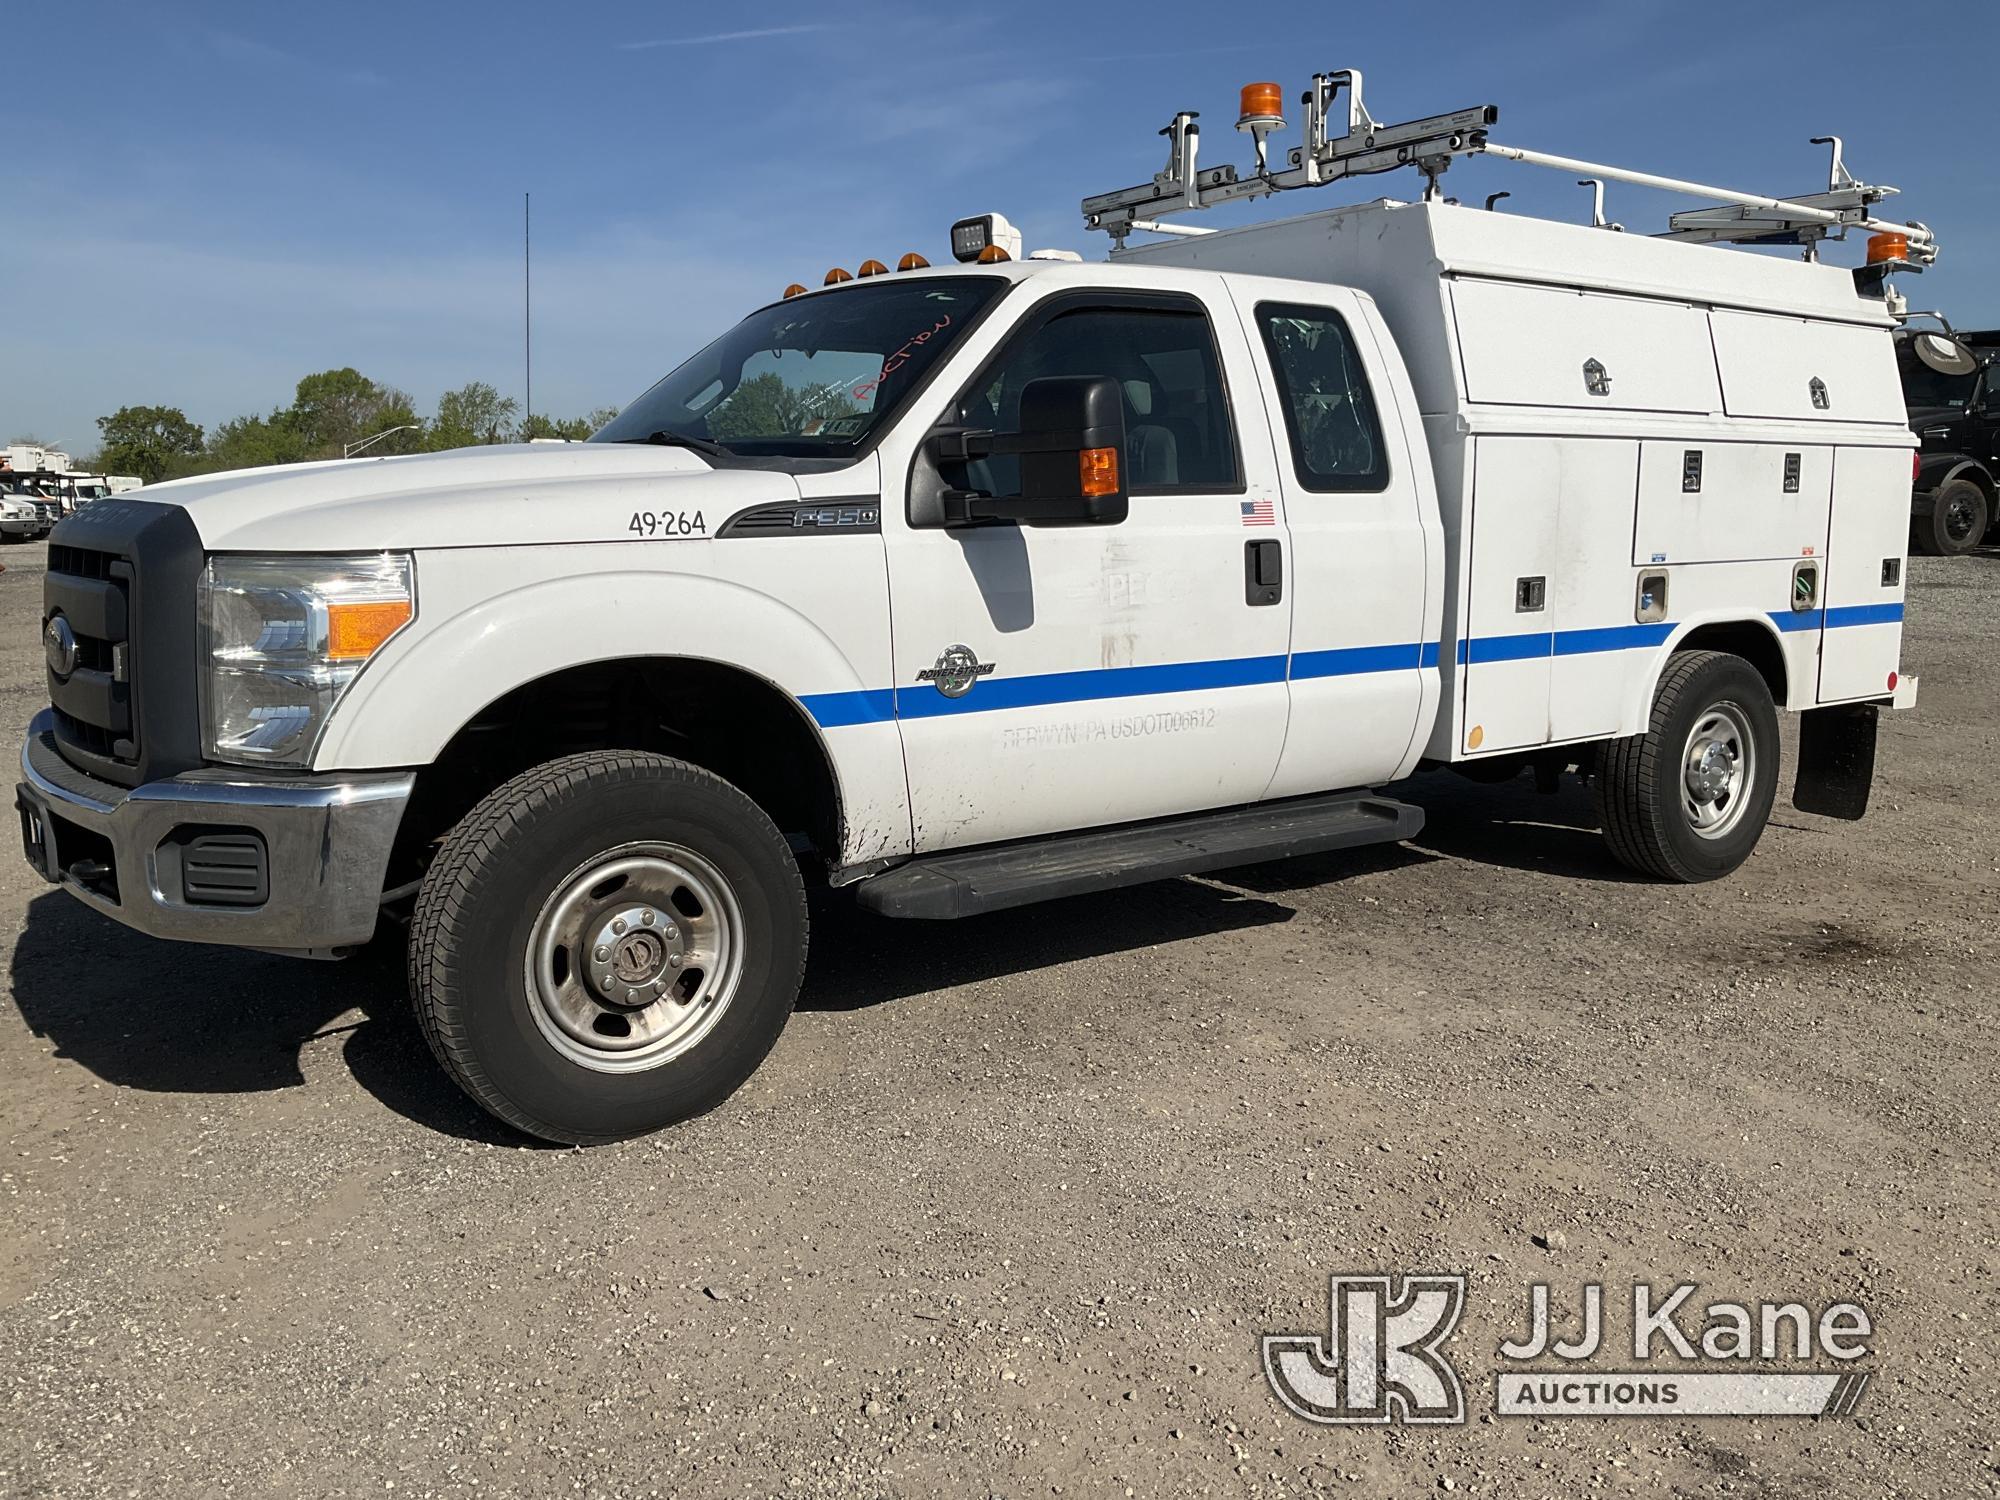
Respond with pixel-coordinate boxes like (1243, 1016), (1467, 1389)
(1682, 703), (1755, 841)
(525, 842), (744, 1073)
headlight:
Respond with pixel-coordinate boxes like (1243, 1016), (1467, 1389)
(198, 553), (415, 767)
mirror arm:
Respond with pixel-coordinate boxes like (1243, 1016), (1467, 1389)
(930, 426), (995, 464)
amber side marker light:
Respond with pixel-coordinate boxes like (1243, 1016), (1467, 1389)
(898, 251), (930, 271)
(327, 599), (414, 661)
(858, 259), (889, 277)
(1867, 231), (1910, 264)
(824, 267), (853, 285)
(783, 282), (809, 299)
(1078, 446), (1120, 498)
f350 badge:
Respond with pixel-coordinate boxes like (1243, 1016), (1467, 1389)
(917, 644), (995, 698)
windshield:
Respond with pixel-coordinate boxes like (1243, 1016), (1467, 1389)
(593, 275), (1007, 461)
(1897, 339), (1978, 411)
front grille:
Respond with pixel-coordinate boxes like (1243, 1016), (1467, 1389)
(42, 500), (205, 788)
(48, 542), (117, 579)
(45, 542), (135, 767)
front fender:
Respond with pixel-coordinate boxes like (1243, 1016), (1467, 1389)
(311, 547), (910, 865)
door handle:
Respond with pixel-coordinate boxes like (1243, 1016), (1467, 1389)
(1244, 540), (1282, 606)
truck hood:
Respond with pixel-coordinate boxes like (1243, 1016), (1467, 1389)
(145, 443), (801, 551)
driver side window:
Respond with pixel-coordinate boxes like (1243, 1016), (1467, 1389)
(952, 302), (1240, 497)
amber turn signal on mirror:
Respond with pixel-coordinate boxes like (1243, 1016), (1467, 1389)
(1078, 447), (1120, 498)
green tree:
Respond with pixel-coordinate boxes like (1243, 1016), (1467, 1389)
(205, 413), (313, 472)
(705, 373), (786, 440)
(518, 412), (609, 442)
(431, 382), (519, 449)
(285, 368), (420, 457)
(95, 405), (205, 483)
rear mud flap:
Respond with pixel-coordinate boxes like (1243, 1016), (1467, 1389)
(1793, 703), (1878, 821)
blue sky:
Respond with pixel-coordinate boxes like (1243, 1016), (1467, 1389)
(4, 0), (1995, 455)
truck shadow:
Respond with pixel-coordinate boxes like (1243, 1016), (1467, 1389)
(5, 892), (528, 1146)
(1396, 769), (1649, 884)
(5, 788), (1609, 1135)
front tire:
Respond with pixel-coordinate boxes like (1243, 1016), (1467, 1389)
(1593, 651), (1779, 883)
(409, 751), (807, 1144)
(1912, 478), (1990, 557)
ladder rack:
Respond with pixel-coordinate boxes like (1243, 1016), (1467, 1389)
(1079, 71), (1937, 268)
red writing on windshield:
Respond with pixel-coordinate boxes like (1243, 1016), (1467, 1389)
(851, 314), (953, 404)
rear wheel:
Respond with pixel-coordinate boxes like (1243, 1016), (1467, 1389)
(1594, 651), (1780, 882)
(1912, 478), (1990, 556)
(409, 751), (807, 1144)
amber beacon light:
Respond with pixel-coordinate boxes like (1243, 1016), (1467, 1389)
(1866, 231), (1910, 264)
(1237, 81), (1286, 131)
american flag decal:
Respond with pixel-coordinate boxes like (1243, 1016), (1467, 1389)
(1241, 499), (1275, 527)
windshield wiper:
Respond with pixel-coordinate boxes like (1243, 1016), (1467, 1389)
(613, 429), (732, 460)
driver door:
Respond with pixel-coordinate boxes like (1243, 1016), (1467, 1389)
(879, 282), (1294, 853)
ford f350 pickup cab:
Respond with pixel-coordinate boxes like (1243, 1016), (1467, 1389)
(17, 74), (1925, 1143)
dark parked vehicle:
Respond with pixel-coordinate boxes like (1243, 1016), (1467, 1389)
(1900, 324), (2000, 555)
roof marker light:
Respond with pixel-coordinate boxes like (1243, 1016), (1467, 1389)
(898, 251), (930, 271)
(857, 259), (889, 277)
(976, 244), (1011, 264)
(824, 267), (853, 285)
(783, 282), (809, 299)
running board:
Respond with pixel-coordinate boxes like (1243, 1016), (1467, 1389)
(855, 792), (1423, 920)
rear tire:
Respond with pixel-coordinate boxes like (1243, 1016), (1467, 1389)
(1594, 651), (1779, 883)
(1911, 478), (1990, 556)
(409, 751), (807, 1144)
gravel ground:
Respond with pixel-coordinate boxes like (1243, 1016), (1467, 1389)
(1, 540), (1995, 1499)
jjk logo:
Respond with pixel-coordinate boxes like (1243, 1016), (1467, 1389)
(1263, 1274), (1467, 1425)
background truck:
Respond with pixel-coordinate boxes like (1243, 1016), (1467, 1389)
(17, 74), (1922, 1144)
(1899, 322), (2000, 555)
(0, 445), (68, 538)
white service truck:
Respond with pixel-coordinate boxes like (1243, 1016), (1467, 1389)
(17, 75), (1925, 1143)
(0, 445), (69, 538)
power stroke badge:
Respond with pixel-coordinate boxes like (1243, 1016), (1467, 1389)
(916, 644), (995, 699)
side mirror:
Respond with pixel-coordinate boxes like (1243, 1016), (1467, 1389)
(932, 375), (1129, 527)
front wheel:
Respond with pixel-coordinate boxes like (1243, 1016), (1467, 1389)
(409, 751), (808, 1144)
(1593, 651), (1780, 882)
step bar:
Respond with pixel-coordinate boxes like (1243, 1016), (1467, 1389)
(855, 791), (1423, 920)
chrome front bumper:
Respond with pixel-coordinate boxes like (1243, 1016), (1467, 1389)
(15, 710), (413, 955)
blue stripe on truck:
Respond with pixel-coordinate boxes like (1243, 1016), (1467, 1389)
(1768, 602), (1905, 633)
(801, 605), (1903, 729)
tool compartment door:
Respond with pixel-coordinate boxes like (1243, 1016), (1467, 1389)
(1450, 280), (1721, 414)
(1818, 444), (1910, 703)
(1460, 437), (1557, 752)
(1633, 442), (1832, 566)
(1709, 310), (1904, 423)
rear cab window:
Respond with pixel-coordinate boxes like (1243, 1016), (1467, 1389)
(1255, 302), (1389, 492)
